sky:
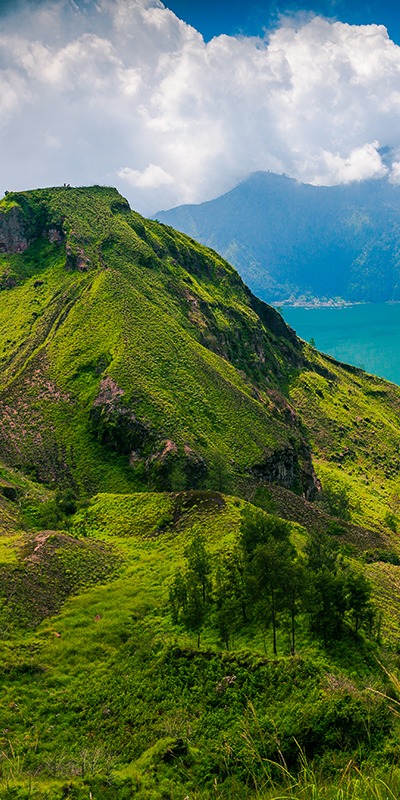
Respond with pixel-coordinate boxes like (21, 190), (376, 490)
(165, 1), (400, 43)
(2, 0), (400, 214)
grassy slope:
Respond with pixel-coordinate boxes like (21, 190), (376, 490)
(0, 461), (52, 564)
(286, 349), (400, 642)
(0, 186), (304, 497)
(283, 344), (400, 531)
(2, 187), (400, 796)
(1, 186), (400, 533)
(1, 491), (396, 800)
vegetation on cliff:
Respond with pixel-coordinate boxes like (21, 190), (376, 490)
(1, 186), (400, 798)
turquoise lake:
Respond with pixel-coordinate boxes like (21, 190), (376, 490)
(280, 303), (400, 386)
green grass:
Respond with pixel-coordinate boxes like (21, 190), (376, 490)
(3, 186), (400, 797)
(1, 490), (399, 799)
(288, 353), (400, 532)
(0, 186), (304, 497)
(2, 185), (400, 536)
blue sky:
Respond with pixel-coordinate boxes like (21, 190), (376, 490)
(164, 0), (400, 42)
(1, 0), (400, 214)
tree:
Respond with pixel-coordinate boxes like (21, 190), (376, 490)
(304, 534), (346, 644)
(241, 509), (295, 655)
(184, 533), (212, 604)
(305, 568), (347, 645)
(240, 508), (290, 557)
(284, 557), (306, 655)
(56, 488), (77, 517)
(182, 570), (208, 647)
(305, 532), (340, 574)
(213, 551), (244, 649)
(322, 481), (351, 521)
(206, 451), (232, 494)
(249, 538), (295, 655)
(169, 570), (187, 624)
(344, 568), (374, 634)
(303, 534), (374, 645)
(169, 533), (212, 647)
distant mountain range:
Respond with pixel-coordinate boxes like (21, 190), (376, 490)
(155, 172), (400, 304)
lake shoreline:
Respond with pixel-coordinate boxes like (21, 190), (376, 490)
(272, 300), (400, 310)
(279, 302), (400, 386)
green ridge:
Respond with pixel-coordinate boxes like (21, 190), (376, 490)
(0, 186), (306, 497)
(2, 186), (400, 798)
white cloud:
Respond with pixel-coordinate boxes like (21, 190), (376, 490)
(312, 142), (388, 185)
(118, 163), (174, 188)
(1, 1), (400, 213)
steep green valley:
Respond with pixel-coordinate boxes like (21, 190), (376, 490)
(2, 187), (400, 798)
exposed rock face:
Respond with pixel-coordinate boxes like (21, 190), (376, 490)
(298, 442), (321, 500)
(65, 242), (90, 271)
(251, 443), (320, 500)
(47, 228), (64, 245)
(0, 206), (30, 253)
(91, 378), (209, 490)
(251, 446), (299, 487)
(90, 377), (151, 456)
(146, 440), (208, 491)
(0, 202), (65, 256)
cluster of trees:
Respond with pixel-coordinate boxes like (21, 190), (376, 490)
(23, 488), (79, 531)
(169, 509), (375, 653)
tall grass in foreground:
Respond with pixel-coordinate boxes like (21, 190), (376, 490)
(2, 665), (400, 800)
(1, 760), (400, 800)
(200, 758), (400, 800)
(203, 691), (400, 800)
(257, 761), (400, 800)
(190, 764), (400, 800)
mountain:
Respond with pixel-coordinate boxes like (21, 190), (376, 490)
(155, 171), (400, 304)
(1, 185), (400, 528)
(2, 186), (400, 797)
(0, 185), (319, 500)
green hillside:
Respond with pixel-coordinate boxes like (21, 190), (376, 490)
(2, 186), (400, 798)
(0, 186), (314, 499)
(1, 489), (399, 800)
(1, 185), (400, 517)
